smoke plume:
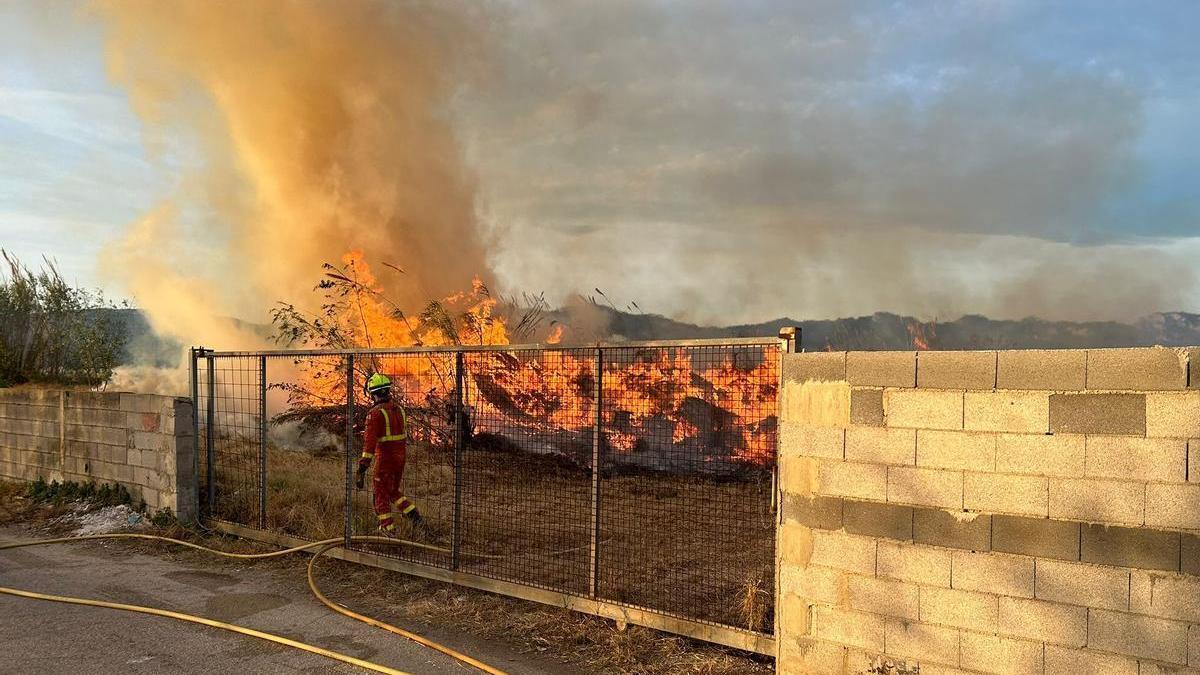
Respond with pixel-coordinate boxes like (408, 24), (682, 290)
(84, 0), (1199, 350)
(93, 0), (491, 351)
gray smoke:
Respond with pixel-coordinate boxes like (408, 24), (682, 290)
(457, 1), (1198, 322)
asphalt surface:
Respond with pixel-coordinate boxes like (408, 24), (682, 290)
(0, 526), (565, 674)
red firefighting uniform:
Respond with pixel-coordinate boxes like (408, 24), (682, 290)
(359, 400), (414, 532)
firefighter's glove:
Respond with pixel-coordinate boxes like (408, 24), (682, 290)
(355, 464), (368, 490)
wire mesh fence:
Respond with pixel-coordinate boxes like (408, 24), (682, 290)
(193, 339), (780, 637)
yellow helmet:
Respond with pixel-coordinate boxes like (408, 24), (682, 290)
(366, 373), (392, 396)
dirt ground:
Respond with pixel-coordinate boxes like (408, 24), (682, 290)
(0, 480), (773, 674)
(207, 439), (777, 633)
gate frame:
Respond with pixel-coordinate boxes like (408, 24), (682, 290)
(193, 336), (785, 656)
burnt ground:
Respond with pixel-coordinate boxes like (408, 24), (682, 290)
(0, 481), (773, 674)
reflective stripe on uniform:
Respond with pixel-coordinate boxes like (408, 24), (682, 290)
(392, 497), (415, 515)
(360, 452), (374, 460)
(379, 407), (407, 442)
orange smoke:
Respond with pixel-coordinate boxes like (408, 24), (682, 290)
(93, 0), (492, 350)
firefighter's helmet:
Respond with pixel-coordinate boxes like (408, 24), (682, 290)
(365, 373), (392, 399)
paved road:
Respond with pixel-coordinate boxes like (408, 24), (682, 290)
(0, 527), (564, 674)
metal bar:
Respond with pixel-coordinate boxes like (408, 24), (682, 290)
(451, 350), (465, 571)
(205, 354), (215, 517)
(210, 520), (777, 657)
(588, 347), (603, 598)
(344, 354), (355, 547)
(202, 336), (778, 358)
(189, 347), (200, 519)
(258, 355), (267, 530)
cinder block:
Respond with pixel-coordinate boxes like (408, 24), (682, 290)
(780, 564), (845, 605)
(133, 431), (167, 453)
(964, 473), (1048, 517)
(878, 541), (951, 587)
(780, 423), (845, 459)
(1184, 534), (1200, 576)
(1081, 524), (1180, 572)
(845, 427), (915, 465)
(914, 509), (991, 551)
(1035, 559), (1129, 611)
(850, 388), (885, 426)
(996, 433), (1084, 477)
(813, 606), (885, 651)
(960, 632), (1044, 675)
(999, 596), (1086, 646)
(847, 351), (916, 388)
(782, 494), (843, 530)
(992, 515), (1080, 561)
(1085, 435), (1187, 482)
(887, 466), (963, 509)
(1145, 483), (1200, 530)
(917, 430), (995, 472)
(843, 500), (913, 541)
(997, 349), (1087, 390)
(778, 637), (845, 675)
(919, 585), (998, 632)
(847, 575), (918, 620)
(1043, 645), (1137, 675)
(964, 391), (1049, 434)
(810, 530), (877, 575)
(1087, 347), (1188, 391)
(952, 550), (1034, 598)
(1129, 570), (1200, 623)
(883, 619), (959, 664)
(1088, 608), (1189, 664)
(1049, 393), (1147, 435)
(1146, 393), (1200, 439)
(1048, 478), (1145, 526)
(818, 461), (887, 501)
(917, 351), (997, 390)
(71, 391), (122, 410)
(884, 389), (964, 430)
(783, 352), (847, 383)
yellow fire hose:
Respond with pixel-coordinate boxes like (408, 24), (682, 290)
(0, 533), (507, 675)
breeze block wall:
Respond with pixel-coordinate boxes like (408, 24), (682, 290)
(777, 347), (1200, 675)
(0, 388), (197, 521)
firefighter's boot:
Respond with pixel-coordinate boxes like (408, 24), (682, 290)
(405, 508), (430, 540)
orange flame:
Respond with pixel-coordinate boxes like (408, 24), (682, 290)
(289, 253), (777, 467)
(906, 320), (936, 351)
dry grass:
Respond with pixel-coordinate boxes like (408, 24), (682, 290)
(208, 436), (776, 632)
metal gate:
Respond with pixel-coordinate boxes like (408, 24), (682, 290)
(191, 338), (780, 652)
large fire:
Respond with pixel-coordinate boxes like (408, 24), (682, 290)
(279, 252), (777, 470)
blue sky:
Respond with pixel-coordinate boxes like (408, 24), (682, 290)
(1, 1), (1198, 322)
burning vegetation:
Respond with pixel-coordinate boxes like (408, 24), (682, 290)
(268, 253), (778, 473)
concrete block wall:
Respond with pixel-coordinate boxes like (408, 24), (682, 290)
(0, 388), (197, 521)
(778, 347), (1200, 675)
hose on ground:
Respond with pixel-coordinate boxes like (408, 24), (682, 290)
(0, 533), (507, 675)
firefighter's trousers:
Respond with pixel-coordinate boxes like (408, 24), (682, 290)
(372, 445), (415, 532)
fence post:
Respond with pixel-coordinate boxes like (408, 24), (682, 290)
(205, 354), (215, 518)
(258, 355), (267, 529)
(452, 350), (465, 571)
(344, 354), (355, 547)
(190, 347), (201, 518)
(588, 347), (603, 598)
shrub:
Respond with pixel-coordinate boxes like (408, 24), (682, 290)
(0, 250), (126, 387)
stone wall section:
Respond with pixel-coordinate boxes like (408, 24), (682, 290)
(0, 388), (196, 521)
(778, 346), (1200, 675)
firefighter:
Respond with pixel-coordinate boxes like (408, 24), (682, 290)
(355, 373), (426, 537)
